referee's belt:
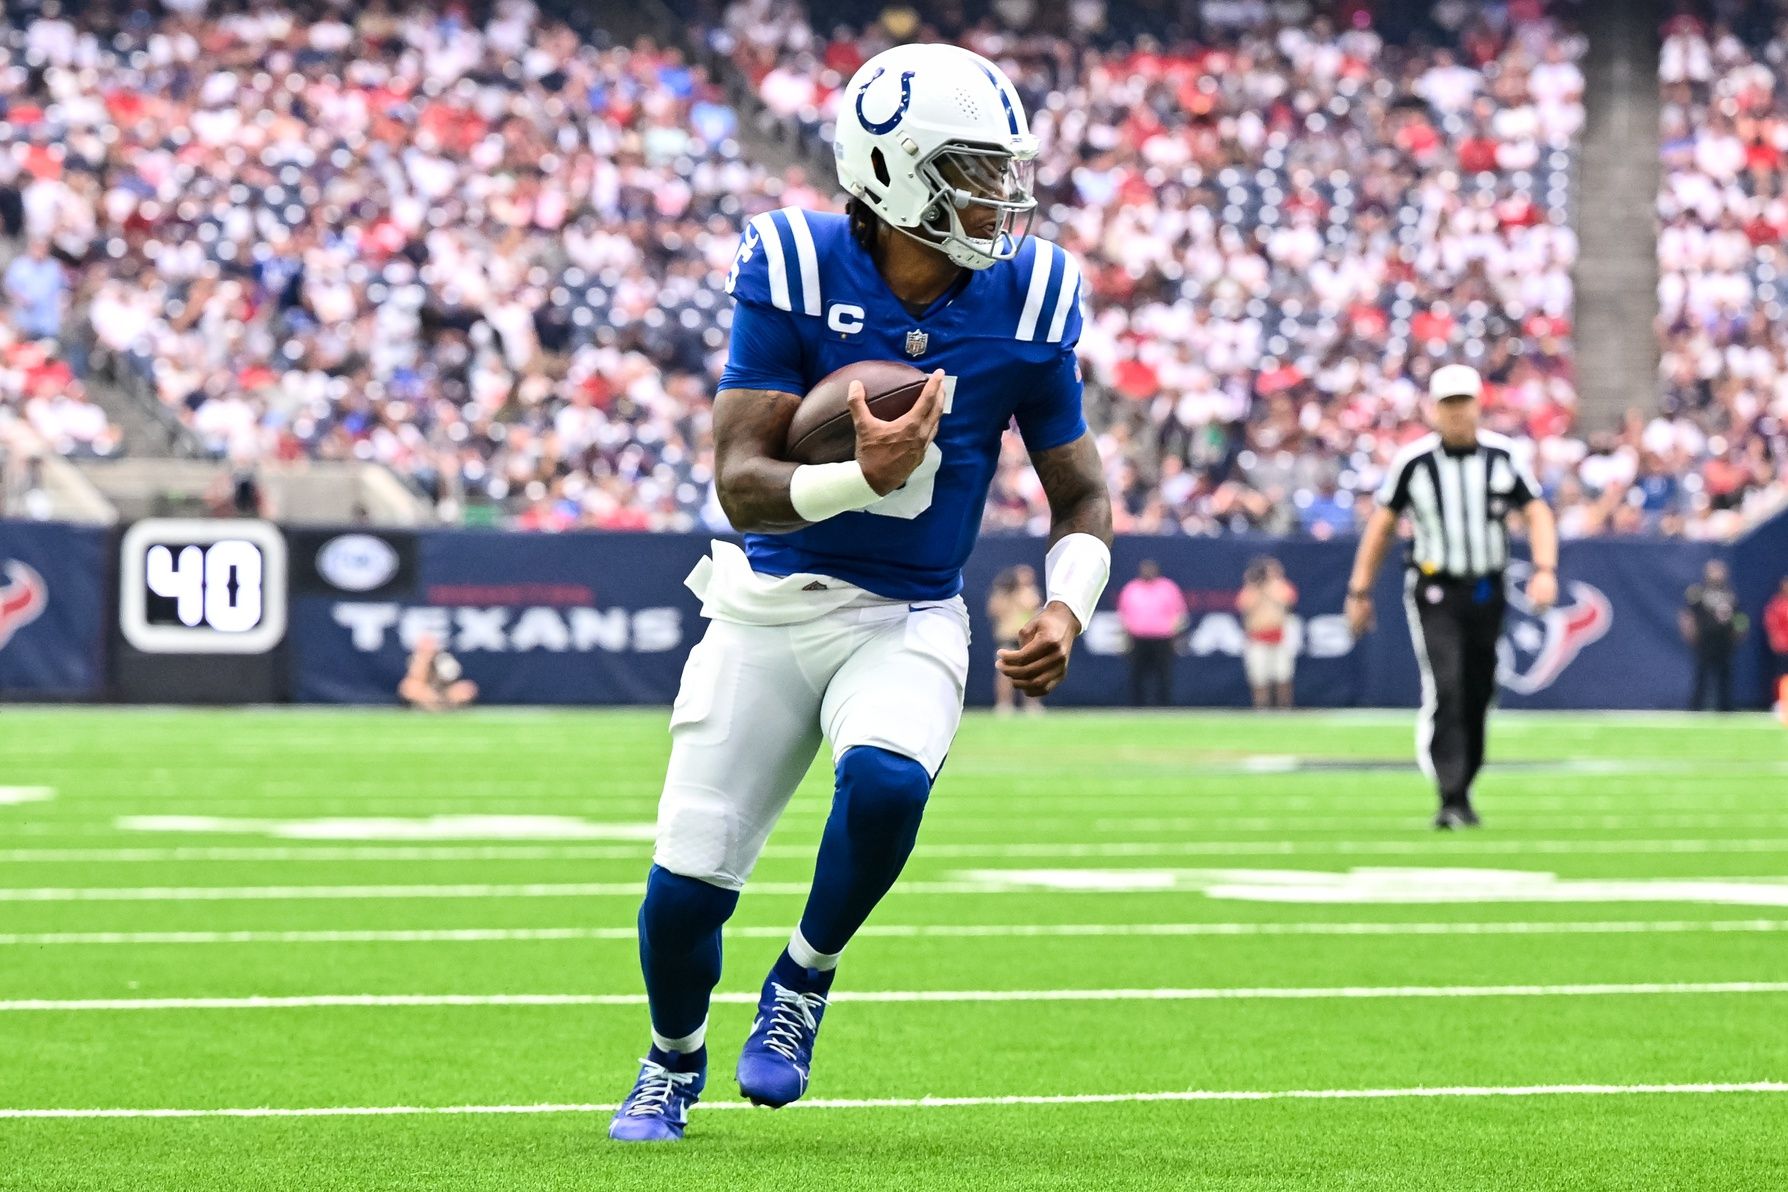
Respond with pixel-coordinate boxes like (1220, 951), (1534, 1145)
(1410, 565), (1505, 586)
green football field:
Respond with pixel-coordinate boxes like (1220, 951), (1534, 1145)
(1, 707), (1785, 1191)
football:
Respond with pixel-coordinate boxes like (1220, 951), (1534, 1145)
(784, 359), (931, 464)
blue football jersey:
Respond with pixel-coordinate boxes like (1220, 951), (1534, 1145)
(717, 207), (1087, 601)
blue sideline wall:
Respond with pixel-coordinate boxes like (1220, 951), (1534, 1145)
(3, 518), (1775, 709)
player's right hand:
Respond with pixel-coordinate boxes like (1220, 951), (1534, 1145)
(848, 369), (945, 496)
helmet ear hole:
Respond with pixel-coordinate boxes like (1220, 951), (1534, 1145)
(870, 148), (891, 188)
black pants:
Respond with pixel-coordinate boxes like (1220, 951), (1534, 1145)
(1690, 647), (1734, 712)
(1406, 574), (1506, 808)
(1130, 637), (1175, 706)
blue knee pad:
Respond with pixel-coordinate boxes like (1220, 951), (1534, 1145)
(835, 746), (931, 843)
(638, 865), (738, 952)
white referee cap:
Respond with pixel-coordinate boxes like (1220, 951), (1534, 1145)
(1429, 364), (1482, 401)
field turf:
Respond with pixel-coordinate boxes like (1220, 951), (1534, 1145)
(1, 707), (1784, 1190)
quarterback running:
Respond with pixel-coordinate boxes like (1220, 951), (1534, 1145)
(610, 42), (1114, 1141)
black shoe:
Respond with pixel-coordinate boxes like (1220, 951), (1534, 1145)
(1434, 802), (1482, 830)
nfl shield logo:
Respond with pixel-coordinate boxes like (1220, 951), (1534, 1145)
(904, 329), (929, 357)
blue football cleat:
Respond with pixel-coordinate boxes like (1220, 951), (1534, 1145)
(736, 981), (828, 1107)
(609, 1050), (705, 1141)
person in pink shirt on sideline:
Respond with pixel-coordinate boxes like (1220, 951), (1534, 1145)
(1116, 559), (1188, 705)
(1765, 577), (1788, 717)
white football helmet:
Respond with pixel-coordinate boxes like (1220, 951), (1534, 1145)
(833, 43), (1039, 271)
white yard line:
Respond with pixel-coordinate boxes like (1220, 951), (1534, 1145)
(4, 982), (1787, 1012)
(1093, 814), (1788, 832)
(14, 795), (1780, 823)
(0, 787), (54, 806)
(5, 1082), (1786, 1119)
(6, 874), (1788, 902)
(3, 920), (1784, 947)
(9, 838), (1788, 864)
(916, 840), (1788, 856)
(0, 882), (973, 901)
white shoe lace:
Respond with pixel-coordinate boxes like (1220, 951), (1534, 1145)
(623, 1059), (698, 1118)
(757, 983), (826, 1063)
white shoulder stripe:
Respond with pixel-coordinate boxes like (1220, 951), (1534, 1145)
(1479, 430), (1541, 490)
(781, 207), (822, 317)
(1044, 251), (1081, 343)
(1015, 241), (1056, 341)
(750, 213), (792, 312)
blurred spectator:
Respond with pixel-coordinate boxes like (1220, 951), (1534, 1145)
(4, 241), (65, 341)
(1764, 576), (1788, 693)
(0, 447), (52, 520)
(208, 461), (270, 519)
(986, 564), (1044, 715)
(1237, 554), (1298, 708)
(1680, 558), (1746, 712)
(1116, 558), (1186, 705)
(399, 632), (479, 711)
(0, 315), (121, 459)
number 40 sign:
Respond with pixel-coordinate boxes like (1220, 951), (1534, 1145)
(119, 519), (287, 654)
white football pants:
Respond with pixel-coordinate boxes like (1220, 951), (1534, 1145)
(653, 544), (970, 890)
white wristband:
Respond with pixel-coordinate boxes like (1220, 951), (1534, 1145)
(1044, 532), (1111, 633)
(789, 460), (880, 523)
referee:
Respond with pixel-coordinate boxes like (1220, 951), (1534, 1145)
(1344, 365), (1559, 829)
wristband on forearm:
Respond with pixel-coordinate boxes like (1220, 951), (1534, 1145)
(788, 461), (881, 523)
(1045, 533), (1111, 632)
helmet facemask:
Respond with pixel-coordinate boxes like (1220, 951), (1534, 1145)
(897, 142), (1037, 270)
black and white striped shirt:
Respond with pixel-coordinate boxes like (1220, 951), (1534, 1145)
(1375, 432), (1542, 579)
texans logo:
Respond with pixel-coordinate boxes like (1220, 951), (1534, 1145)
(0, 560), (48, 650)
(1496, 560), (1612, 695)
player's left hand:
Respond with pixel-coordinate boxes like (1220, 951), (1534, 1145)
(997, 602), (1081, 698)
(1526, 568), (1558, 613)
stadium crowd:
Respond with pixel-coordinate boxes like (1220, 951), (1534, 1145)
(0, 0), (1780, 537)
(715, 0), (1606, 536)
(2, 0), (766, 529)
(1652, 5), (1788, 541)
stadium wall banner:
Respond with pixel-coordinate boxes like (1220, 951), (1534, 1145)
(963, 534), (1723, 710)
(283, 528), (1738, 710)
(287, 528), (708, 705)
(0, 519), (109, 699)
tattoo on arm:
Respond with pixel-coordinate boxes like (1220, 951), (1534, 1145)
(712, 388), (810, 534)
(1029, 433), (1113, 547)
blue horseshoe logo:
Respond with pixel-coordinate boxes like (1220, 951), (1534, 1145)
(855, 67), (916, 135)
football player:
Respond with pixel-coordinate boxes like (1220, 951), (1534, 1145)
(610, 42), (1113, 1141)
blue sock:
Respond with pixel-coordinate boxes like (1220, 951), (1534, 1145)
(768, 946), (836, 997)
(795, 746), (932, 957)
(637, 865), (738, 1048)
